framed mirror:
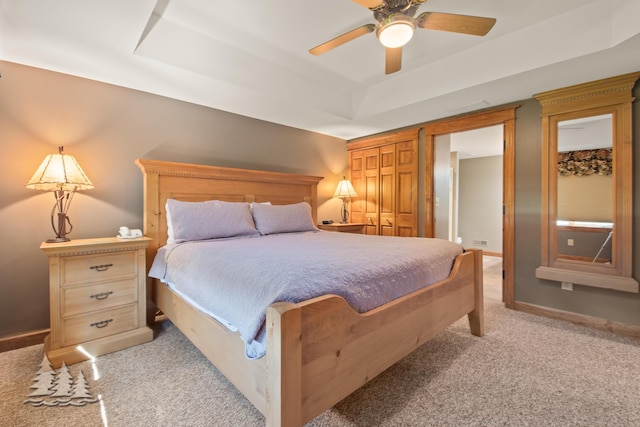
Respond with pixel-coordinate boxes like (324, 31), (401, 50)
(535, 72), (640, 293)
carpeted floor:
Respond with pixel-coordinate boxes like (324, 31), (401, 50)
(2, 256), (640, 427)
(482, 255), (502, 302)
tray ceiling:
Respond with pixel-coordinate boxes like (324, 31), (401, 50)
(1, 0), (640, 139)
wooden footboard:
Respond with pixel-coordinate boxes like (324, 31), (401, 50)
(154, 248), (483, 427)
(266, 248), (483, 426)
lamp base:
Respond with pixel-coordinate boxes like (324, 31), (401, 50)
(50, 203), (72, 243)
(46, 237), (70, 243)
(340, 198), (350, 224)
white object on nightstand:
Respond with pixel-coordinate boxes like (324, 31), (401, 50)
(117, 226), (143, 239)
(40, 237), (153, 367)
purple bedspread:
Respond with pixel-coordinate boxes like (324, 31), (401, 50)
(149, 231), (463, 359)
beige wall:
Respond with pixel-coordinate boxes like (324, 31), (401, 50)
(0, 61), (347, 338)
(458, 155), (503, 254)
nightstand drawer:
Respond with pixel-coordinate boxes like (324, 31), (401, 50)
(61, 252), (137, 286)
(61, 304), (139, 347)
(61, 278), (137, 317)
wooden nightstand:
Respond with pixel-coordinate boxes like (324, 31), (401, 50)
(40, 237), (153, 367)
(317, 223), (366, 234)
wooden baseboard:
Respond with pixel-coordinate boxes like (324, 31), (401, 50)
(0, 329), (49, 353)
(514, 301), (640, 339)
(482, 251), (502, 257)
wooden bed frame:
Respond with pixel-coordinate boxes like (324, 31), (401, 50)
(135, 158), (484, 427)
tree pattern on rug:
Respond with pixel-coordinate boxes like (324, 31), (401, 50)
(23, 354), (99, 407)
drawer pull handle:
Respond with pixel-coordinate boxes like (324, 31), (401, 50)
(90, 319), (113, 329)
(90, 291), (114, 301)
(90, 263), (113, 272)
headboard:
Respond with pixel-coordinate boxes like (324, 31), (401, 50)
(135, 159), (323, 263)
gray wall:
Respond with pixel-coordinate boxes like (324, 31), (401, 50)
(0, 61), (347, 338)
(2, 59), (640, 340)
(458, 155), (503, 254)
(514, 94), (640, 326)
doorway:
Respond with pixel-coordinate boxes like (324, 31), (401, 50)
(434, 125), (503, 256)
(423, 105), (517, 308)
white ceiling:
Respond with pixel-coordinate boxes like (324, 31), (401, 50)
(1, 0), (640, 140)
(451, 124), (503, 159)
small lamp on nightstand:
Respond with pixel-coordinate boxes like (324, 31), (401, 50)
(26, 146), (94, 243)
(333, 176), (357, 224)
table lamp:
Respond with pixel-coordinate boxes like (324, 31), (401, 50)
(333, 176), (357, 224)
(26, 146), (94, 242)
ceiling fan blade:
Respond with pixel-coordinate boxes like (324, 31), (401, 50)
(309, 24), (376, 56)
(385, 47), (402, 75)
(417, 12), (496, 36)
(352, 0), (384, 9)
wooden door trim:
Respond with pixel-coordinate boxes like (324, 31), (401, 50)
(423, 105), (519, 308)
(347, 129), (420, 151)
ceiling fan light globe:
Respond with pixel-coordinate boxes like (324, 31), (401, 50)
(377, 16), (415, 48)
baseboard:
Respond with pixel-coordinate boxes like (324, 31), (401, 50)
(514, 301), (640, 340)
(483, 251), (502, 257)
(0, 329), (49, 353)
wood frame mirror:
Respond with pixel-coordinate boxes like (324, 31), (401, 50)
(535, 72), (640, 293)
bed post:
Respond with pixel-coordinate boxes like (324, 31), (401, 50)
(467, 248), (485, 336)
(266, 302), (302, 427)
(135, 159), (161, 326)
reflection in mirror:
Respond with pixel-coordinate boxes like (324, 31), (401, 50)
(556, 114), (613, 264)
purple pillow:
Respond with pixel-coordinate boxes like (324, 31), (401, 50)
(166, 199), (259, 243)
(251, 202), (318, 235)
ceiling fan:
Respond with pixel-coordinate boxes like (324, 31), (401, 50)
(309, 0), (496, 74)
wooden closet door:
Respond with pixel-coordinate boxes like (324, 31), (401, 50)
(379, 144), (395, 236)
(395, 139), (418, 237)
(363, 147), (380, 235)
(349, 150), (365, 225)
(347, 128), (418, 237)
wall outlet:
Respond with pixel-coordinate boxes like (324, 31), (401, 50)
(561, 282), (573, 291)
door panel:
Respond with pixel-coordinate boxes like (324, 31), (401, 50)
(364, 148), (380, 235)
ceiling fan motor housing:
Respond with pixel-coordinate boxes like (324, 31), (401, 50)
(376, 14), (416, 48)
(373, 0), (422, 20)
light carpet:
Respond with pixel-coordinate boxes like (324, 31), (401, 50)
(2, 257), (640, 426)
